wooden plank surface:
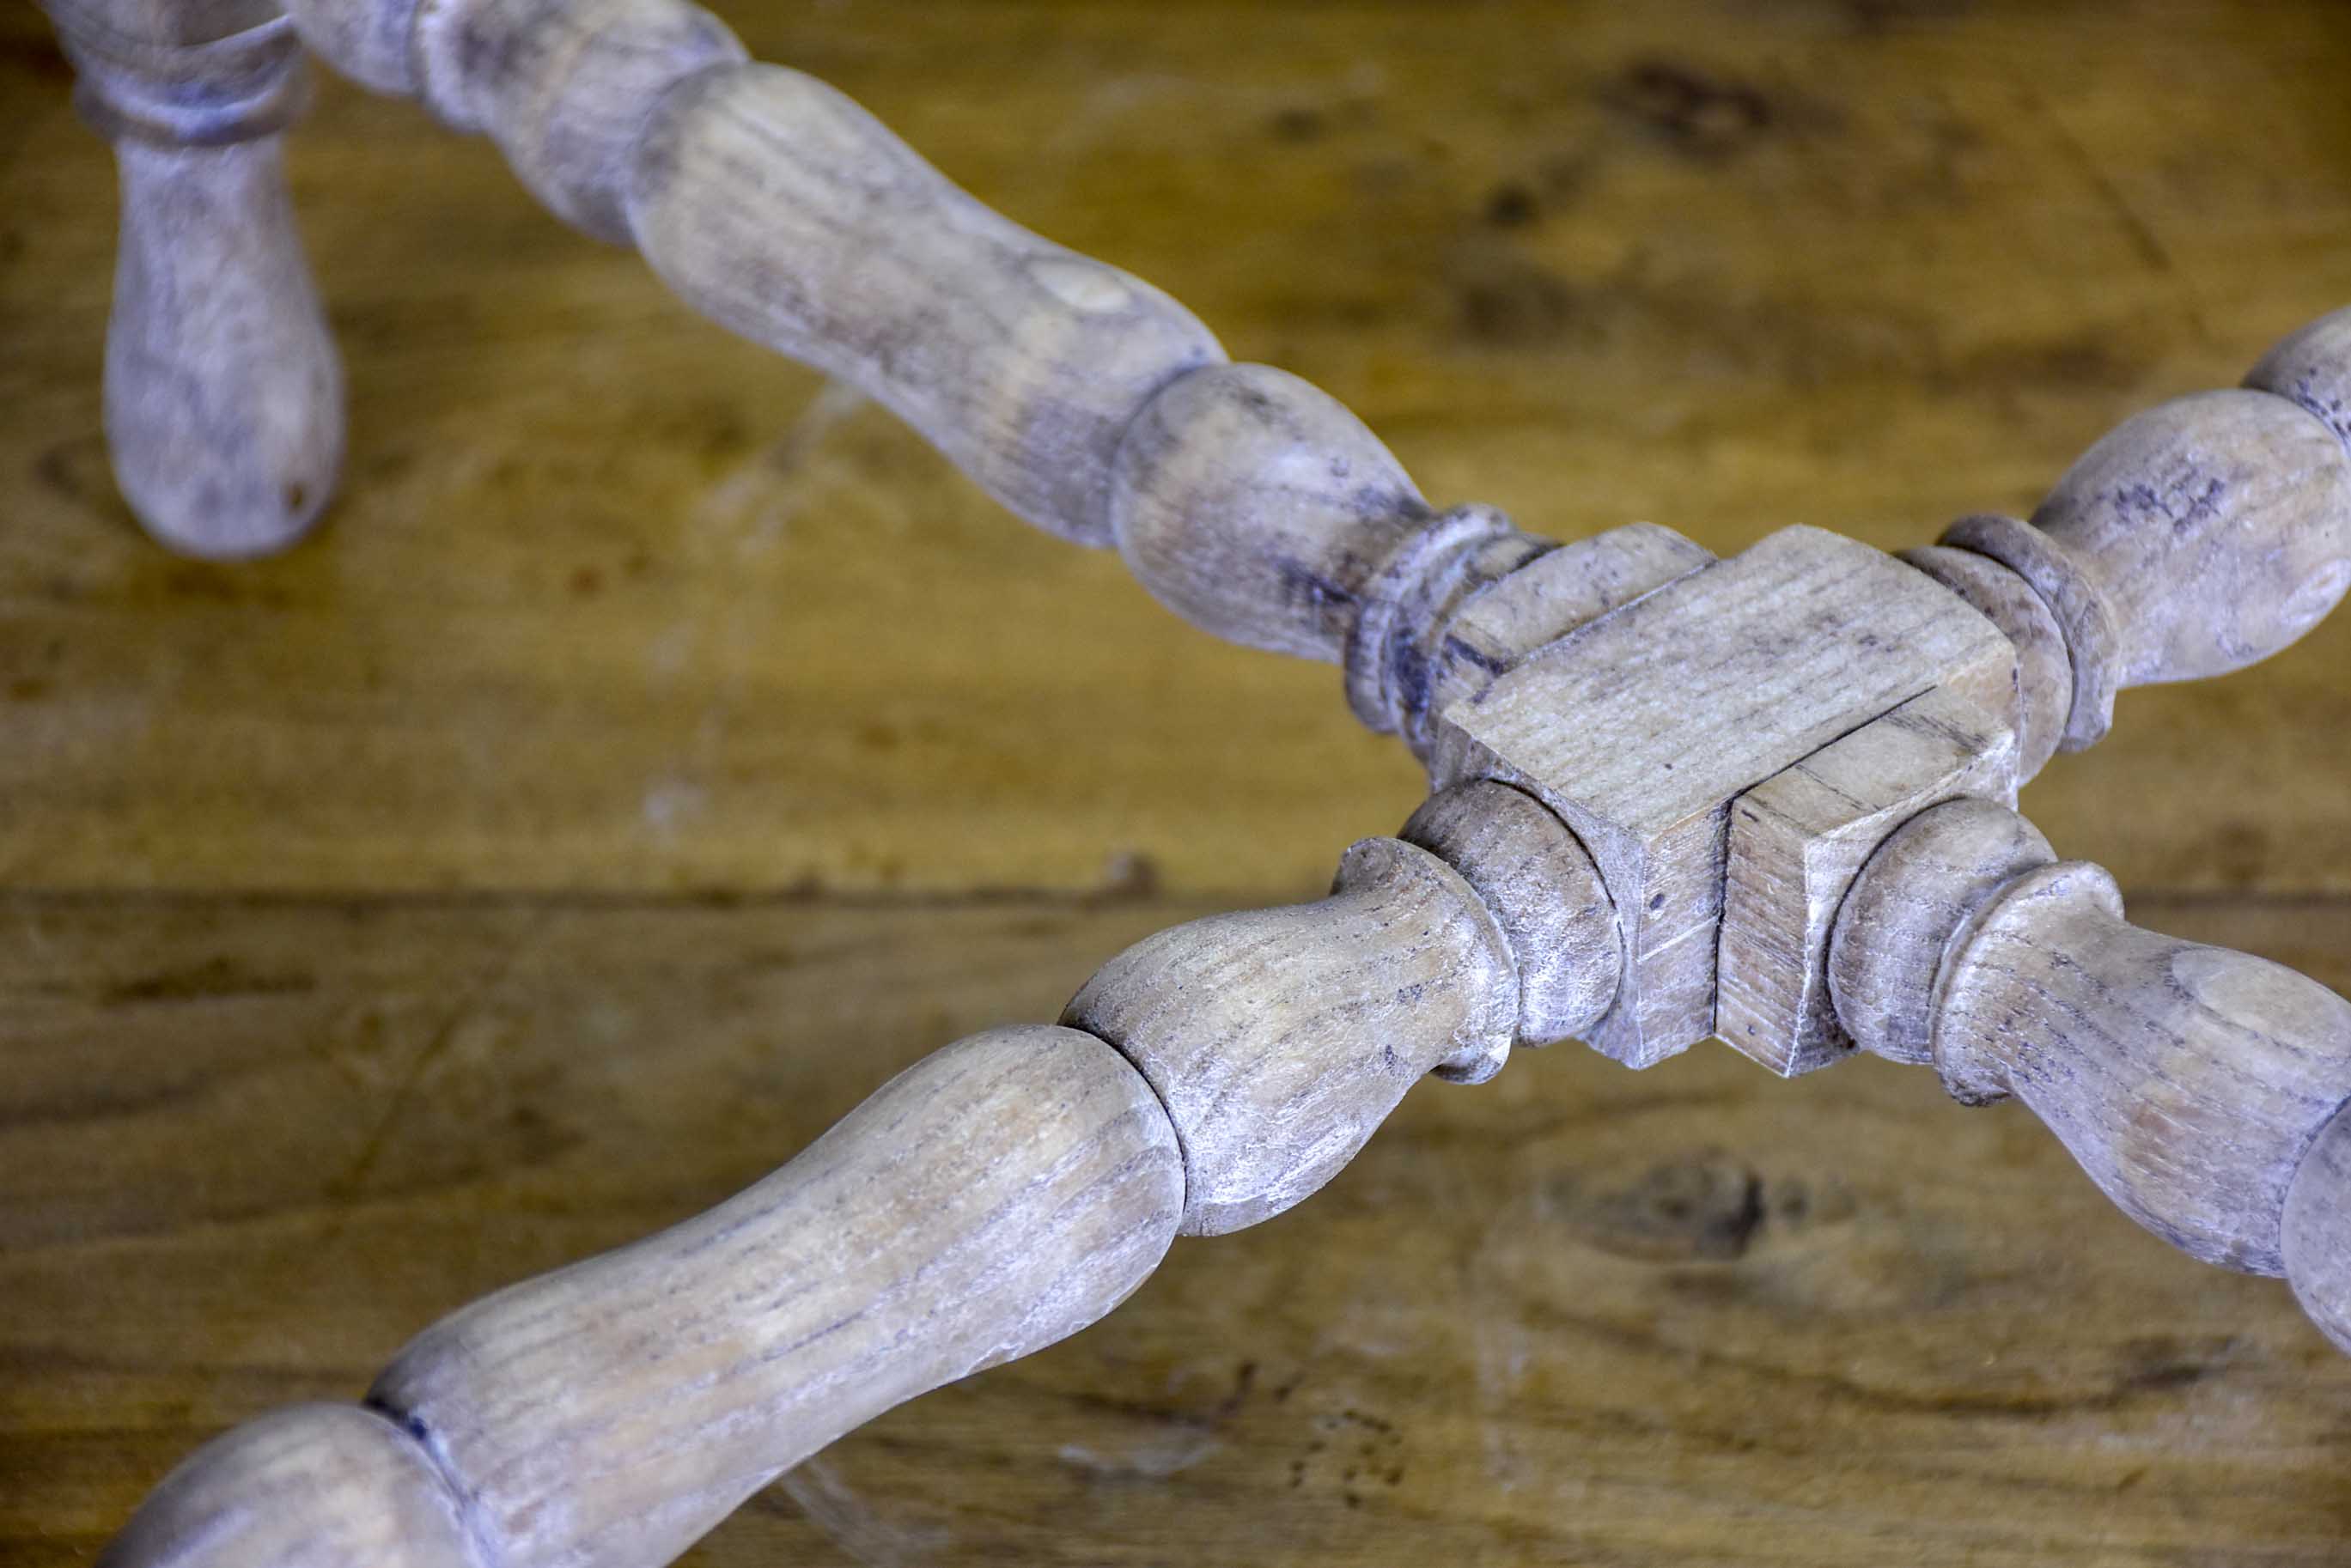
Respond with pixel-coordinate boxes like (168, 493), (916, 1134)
(5, 0), (2351, 1564)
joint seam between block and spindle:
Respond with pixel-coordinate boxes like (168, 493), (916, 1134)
(1940, 514), (2119, 752)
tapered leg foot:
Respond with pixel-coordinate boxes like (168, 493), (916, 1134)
(49, 5), (344, 558)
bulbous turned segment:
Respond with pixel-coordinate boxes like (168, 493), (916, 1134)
(1935, 860), (2351, 1273)
(98, 1403), (484, 1568)
(625, 63), (1224, 547)
(1110, 362), (1444, 661)
(1940, 384), (2351, 748)
(1829, 797), (2056, 1067)
(1065, 836), (1518, 1236)
(370, 1026), (1180, 1568)
(1110, 362), (1555, 742)
(51, 6), (344, 559)
(1402, 779), (1620, 1045)
(1834, 798), (2351, 1279)
(2029, 389), (2351, 686)
(2283, 1097), (2351, 1355)
(2248, 305), (2351, 453)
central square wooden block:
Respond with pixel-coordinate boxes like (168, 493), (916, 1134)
(1430, 526), (2015, 1067)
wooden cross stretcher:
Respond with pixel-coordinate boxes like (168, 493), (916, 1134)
(38, 0), (2351, 1562)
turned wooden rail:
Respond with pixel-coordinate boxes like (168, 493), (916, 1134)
(35, 0), (2351, 1563)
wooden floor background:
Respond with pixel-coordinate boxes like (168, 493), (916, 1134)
(6, 1), (2351, 1563)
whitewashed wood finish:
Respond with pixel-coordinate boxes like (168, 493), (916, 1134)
(368, 1024), (1181, 1568)
(1107, 362), (1441, 660)
(2282, 1097), (2351, 1354)
(1826, 797), (2057, 1068)
(1433, 524), (2013, 1067)
(1899, 544), (2073, 782)
(415, 0), (749, 240)
(1937, 511), (2124, 750)
(58, 0), (2351, 1552)
(2027, 389), (2351, 686)
(1401, 779), (1620, 1046)
(1410, 521), (1712, 755)
(1066, 836), (1517, 1235)
(1719, 687), (2016, 1077)
(1940, 386), (2351, 750)
(45, 0), (344, 558)
(1831, 798), (2351, 1274)
(97, 1405), (482, 1568)
(624, 64), (1224, 544)
(2247, 305), (2351, 453)
(1341, 504), (1556, 740)
(286, 0), (1225, 543)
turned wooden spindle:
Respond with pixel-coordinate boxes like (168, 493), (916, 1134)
(97, 1405), (484, 1568)
(1919, 326), (2351, 751)
(97, 782), (1622, 1568)
(108, 1024), (1183, 1568)
(283, 0), (1225, 544)
(60, 0), (2351, 1550)
(1832, 798), (2351, 1316)
(1063, 835), (1521, 1236)
(46, 0), (344, 558)
(278, 0), (1700, 743)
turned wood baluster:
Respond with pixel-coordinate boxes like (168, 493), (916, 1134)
(282, 0), (1224, 546)
(1832, 798), (2351, 1340)
(43, 0), (344, 558)
(1832, 322), (2351, 1335)
(1903, 306), (2351, 771)
(99, 787), (1621, 1568)
(281, 0), (1680, 743)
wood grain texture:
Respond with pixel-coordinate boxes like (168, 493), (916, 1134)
(1928, 857), (2351, 1274)
(414, 0), (750, 240)
(1835, 799), (2351, 1276)
(8, 0), (2351, 896)
(2013, 389), (2351, 688)
(1399, 779), (1618, 1047)
(625, 60), (1224, 547)
(1434, 525), (2012, 1067)
(96, 1405), (482, 1568)
(1898, 544), (2074, 782)
(1064, 836), (1516, 1236)
(1719, 686), (2015, 1077)
(2282, 1097), (2351, 1353)
(368, 1024), (1181, 1568)
(1105, 362), (1435, 663)
(9, 893), (2351, 1568)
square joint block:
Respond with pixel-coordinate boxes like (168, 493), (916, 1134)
(1718, 688), (2016, 1075)
(1430, 526), (2016, 1067)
